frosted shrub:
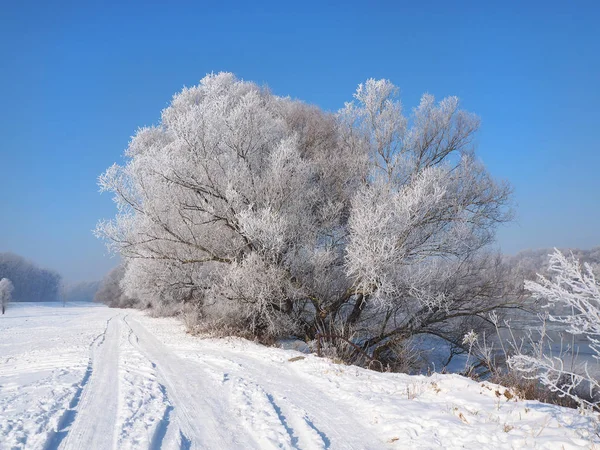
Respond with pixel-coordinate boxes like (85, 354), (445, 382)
(509, 250), (600, 410)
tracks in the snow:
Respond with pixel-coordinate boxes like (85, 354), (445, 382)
(121, 315), (179, 450)
(123, 315), (240, 449)
(43, 315), (118, 450)
(40, 312), (341, 450)
(59, 315), (120, 450)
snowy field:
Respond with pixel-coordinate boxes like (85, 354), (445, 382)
(0, 303), (598, 450)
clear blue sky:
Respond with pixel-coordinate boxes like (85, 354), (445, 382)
(1, 0), (598, 282)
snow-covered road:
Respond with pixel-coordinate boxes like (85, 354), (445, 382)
(1, 303), (598, 450)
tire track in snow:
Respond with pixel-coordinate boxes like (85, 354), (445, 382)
(42, 314), (118, 450)
(121, 315), (175, 450)
(192, 352), (330, 449)
(179, 430), (192, 450)
(222, 372), (330, 449)
(148, 388), (173, 450)
(265, 392), (299, 448)
(189, 349), (373, 449)
(265, 395), (331, 450)
(125, 316), (260, 449)
(51, 314), (121, 450)
(109, 314), (178, 450)
(221, 373), (300, 449)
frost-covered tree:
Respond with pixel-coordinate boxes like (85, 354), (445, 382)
(509, 250), (600, 409)
(96, 73), (515, 363)
(0, 278), (14, 314)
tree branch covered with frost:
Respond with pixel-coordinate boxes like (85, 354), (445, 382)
(509, 249), (600, 409)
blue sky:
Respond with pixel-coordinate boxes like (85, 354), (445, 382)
(1, 0), (598, 282)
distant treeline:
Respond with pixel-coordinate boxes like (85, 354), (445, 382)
(0, 252), (62, 302)
(508, 246), (600, 278)
(61, 280), (101, 303)
(0, 252), (102, 303)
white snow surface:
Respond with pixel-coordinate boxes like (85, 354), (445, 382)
(0, 303), (598, 450)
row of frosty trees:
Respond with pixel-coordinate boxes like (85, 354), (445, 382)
(0, 253), (62, 304)
(0, 253), (100, 305)
(96, 73), (599, 409)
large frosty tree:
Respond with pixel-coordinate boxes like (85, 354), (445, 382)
(97, 73), (515, 365)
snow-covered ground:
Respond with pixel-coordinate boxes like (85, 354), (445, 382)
(1, 303), (598, 449)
